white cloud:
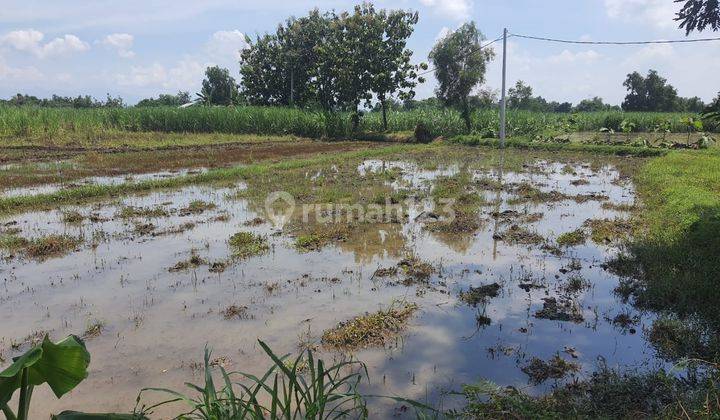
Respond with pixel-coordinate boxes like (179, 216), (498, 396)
(115, 58), (206, 91)
(547, 49), (601, 64)
(603, 0), (679, 29)
(418, 0), (472, 21)
(99, 33), (135, 58)
(0, 29), (89, 58)
(0, 53), (44, 81)
(206, 30), (248, 61)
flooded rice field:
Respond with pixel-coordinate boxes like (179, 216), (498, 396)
(0, 146), (664, 417)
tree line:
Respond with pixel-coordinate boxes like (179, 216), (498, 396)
(2, 1), (718, 126)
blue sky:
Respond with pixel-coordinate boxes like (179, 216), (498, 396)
(1, 0), (719, 105)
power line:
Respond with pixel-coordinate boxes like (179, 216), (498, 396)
(417, 34), (505, 77)
(510, 33), (720, 45)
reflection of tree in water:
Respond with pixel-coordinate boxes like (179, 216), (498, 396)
(427, 229), (477, 254)
(337, 222), (408, 264)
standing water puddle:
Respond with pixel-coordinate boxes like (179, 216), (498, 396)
(0, 151), (662, 417)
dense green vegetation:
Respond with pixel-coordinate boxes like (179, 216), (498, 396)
(1, 105), (717, 142)
(619, 149), (720, 357)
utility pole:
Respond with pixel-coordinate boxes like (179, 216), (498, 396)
(499, 28), (508, 148)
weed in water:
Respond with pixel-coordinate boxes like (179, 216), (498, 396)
(521, 355), (580, 385)
(397, 256), (436, 285)
(61, 210), (85, 224)
(180, 200), (217, 216)
(220, 305), (251, 320)
(496, 224), (545, 246)
(322, 302), (418, 350)
(459, 283), (502, 307)
(228, 231), (269, 258)
(169, 253), (207, 272)
(584, 218), (635, 244)
(535, 297), (584, 323)
(556, 229), (587, 247)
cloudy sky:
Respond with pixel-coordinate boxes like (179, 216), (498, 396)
(1, 0), (719, 105)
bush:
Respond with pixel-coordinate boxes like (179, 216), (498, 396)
(414, 122), (433, 143)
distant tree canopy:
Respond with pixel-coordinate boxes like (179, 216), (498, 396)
(240, 4), (423, 129)
(676, 0), (720, 34)
(0, 93), (124, 108)
(574, 97), (619, 112)
(622, 69), (704, 112)
(198, 66), (240, 106)
(136, 92), (191, 107)
(430, 22), (495, 130)
(707, 91), (720, 112)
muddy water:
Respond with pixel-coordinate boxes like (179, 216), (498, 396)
(0, 151), (662, 418)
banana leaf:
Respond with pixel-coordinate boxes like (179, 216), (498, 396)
(0, 335), (90, 405)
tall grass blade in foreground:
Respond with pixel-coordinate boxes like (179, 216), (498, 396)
(140, 340), (370, 419)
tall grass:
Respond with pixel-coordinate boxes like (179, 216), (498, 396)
(0, 105), (716, 142)
(139, 340), (435, 419)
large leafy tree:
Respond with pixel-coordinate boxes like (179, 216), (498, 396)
(429, 22), (495, 131)
(240, 10), (332, 108)
(364, 7), (424, 130)
(198, 66), (240, 106)
(676, 0), (720, 34)
(621, 70), (680, 112)
(508, 80), (533, 109)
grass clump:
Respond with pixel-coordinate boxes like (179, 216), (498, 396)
(294, 224), (350, 252)
(459, 283), (501, 307)
(169, 253), (207, 272)
(397, 256), (436, 285)
(179, 200), (216, 215)
(61, 210), (85, 224)
(321, 302), (418, 350)
(585, 218), (635, 244)
(117, 205), (169, 219)
(455, 368), (719, 418)
(521, 355), (580, 385)
(228, 231), (269, 258)
(2, 234), (82, 259)
(556, 229), (587, 247)
(496, 224), (545, 246)
(141, 340), (375, 419)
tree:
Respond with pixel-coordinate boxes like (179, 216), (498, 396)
(241, 9), (332, 108)
(678, 96), (706, 112)
(621, 70), (679, 112)
(363, 6), (424, 130)
(574, 96), (618, 112)
(429, 22), (495, 131)
(676, 0), (720, 34)
(508, 80), (533, 109)
(198, 66), (239, 106)
(136, 91), (191, 107)
(705, 91), (720, 112)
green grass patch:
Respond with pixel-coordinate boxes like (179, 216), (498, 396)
(556, 229), (587, 247)
(449, 136), (669, 157)
(617, 149), (720, 360)
(321, 302), (418, 350)
(228, 232), (269, 258)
